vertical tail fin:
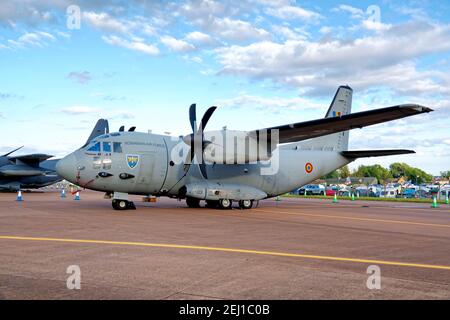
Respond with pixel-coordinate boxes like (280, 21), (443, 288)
(288, 86), (352, 151)
(323, 85), (352, 151)
(81, 119), (109, 148)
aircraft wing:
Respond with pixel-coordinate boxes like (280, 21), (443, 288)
(10, 154), (54, 167)
(341, 150), (415, 159)
(252, 104), (432, 144)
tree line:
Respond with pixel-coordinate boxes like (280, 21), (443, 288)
(321, 162), (443, 184)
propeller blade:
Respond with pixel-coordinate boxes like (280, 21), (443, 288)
(184, 105), (217, 179)
(196, 106), (217, 179)
(189, 103), (197, 134)
(199, 162), (208, 179)
(2, 146), (24, 157)
(200, 106), (217, 131)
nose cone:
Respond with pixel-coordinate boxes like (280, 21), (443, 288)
(56, 153), (77, 182)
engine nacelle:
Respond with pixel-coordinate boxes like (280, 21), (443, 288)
(202, 129), (275, 164)
(183, 182), (267, 201)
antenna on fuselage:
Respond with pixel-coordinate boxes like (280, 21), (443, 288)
(128, 127), (136, 132)
(119, 126), (125, 132)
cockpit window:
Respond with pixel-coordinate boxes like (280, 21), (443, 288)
(87, 142), (101, 152)
(103, 158), (112, 169)
(103, 142), (112, 153)
(113, 142), (123, 153)
(93, 156), (101, 169)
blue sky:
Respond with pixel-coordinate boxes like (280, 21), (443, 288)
(0, 0), (449, 175)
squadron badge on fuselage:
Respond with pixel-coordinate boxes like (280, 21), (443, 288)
(126, 155), (140, 169)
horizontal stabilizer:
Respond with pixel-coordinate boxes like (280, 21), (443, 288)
(10, 154), (54, 167)
(341, 149), (415, 159)
(254, 104), (432, 144)
(1, 146), (24, 157)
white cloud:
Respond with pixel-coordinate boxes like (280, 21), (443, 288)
(160, 35), (195, 52)
(0, 0), (65, 27)
(319, 26), (333, 34)
(272, 25), (309, 40)
(61, 106), (99, 115)
(265, 5), (321, 21)
(183, 55), (203, 64)
(67, 71), (92, 84)
(83, 11), (131, 34)
(185, 31), (215, 45)
(3, 31), (56, 49)
(215, 21), (450, 96)
(102, 35), (159, 56)
(333, 4), (364, 19)
(214, 17), (269, 41)
(362, 19), (392, 32)
(215, 94), (324, 111)
(19, 31), (54, 46)
(179, 2), (270, 42)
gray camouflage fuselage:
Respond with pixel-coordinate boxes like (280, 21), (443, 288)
(57, 131), (349, 199)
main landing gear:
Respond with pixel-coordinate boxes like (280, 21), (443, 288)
(186, 198), (254, 210)
(112, 199), (136, 210)
(186, 197), (201, 208)
(238, 200), (253, 210)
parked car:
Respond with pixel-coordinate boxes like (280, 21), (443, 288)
(338, 189), (351, 197)
(298, 184), (326, 195)
(401, 188), (416, 198)
(326, 186), (338, 196)
(415, 189), (431, 198)
(439, 186), (450, 200)
(355, 186), (370, 197)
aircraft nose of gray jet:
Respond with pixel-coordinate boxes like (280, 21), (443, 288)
(56, 153), (77, 181)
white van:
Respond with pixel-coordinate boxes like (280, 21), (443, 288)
(380, 188), (397, 198)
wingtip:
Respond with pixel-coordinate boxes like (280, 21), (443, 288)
(399, 104), (433, 113)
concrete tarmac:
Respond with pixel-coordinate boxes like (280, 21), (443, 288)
(0, 190), (449, 299)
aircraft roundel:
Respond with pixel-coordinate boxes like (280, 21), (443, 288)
(305, 162), (313, 173)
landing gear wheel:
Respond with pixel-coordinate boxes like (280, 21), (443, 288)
(205, 200), (219, 208)
(239, 200), (253, 209)
(219, 198), (232, 210)
(112, 199), (136, 210)
(186, 197), (201, 208)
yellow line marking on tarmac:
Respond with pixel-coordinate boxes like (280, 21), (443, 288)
(266, 199), (449, 211)
(1, 235), (450, 271)
(253, 209), (450, 229)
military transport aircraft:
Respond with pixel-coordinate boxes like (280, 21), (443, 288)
(0, 120), (110, 192)
(0, 146), (61, 191)
(56, 86), (432, 210)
